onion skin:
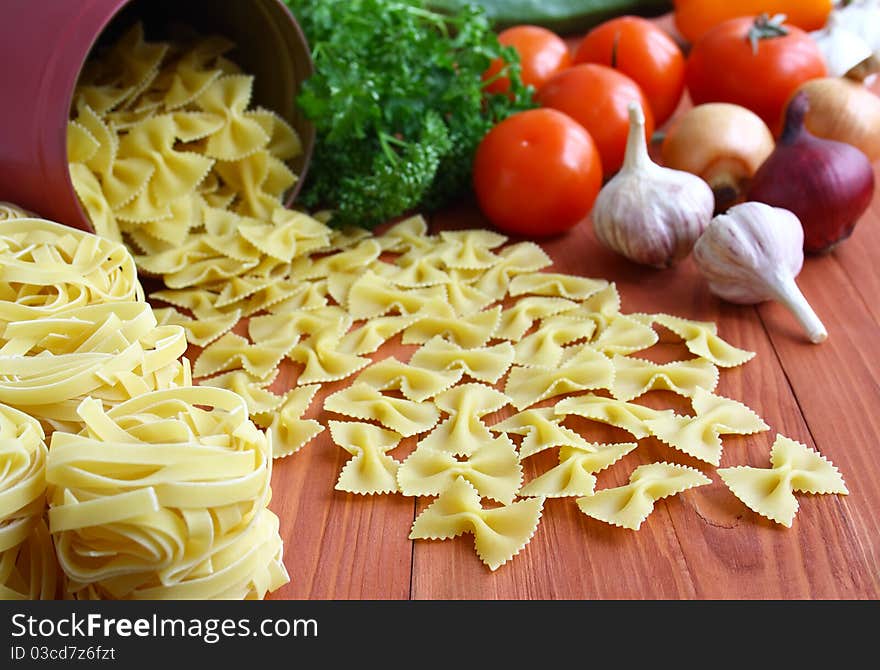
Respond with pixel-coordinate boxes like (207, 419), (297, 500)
(747, 92), (875, 253)
(796, 78), (880, 162)
(661, 103), (775, 213)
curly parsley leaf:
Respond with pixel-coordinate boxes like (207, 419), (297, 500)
(287, 0), (535, 229)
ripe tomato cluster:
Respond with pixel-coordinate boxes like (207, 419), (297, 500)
(474, 17), (685, 238)
(473, 12), (828, 239)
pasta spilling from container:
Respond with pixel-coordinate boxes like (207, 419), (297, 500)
(46, 21), (851, 582)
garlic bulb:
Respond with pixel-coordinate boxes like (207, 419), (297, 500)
(592, 102), (715, 268)
(810, 13), (876, 79)
(834, 0), (880, 56)
(693, 202), (827, 343)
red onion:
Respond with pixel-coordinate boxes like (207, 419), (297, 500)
(746, 91), (875, 253)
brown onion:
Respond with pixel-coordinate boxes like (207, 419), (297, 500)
(795, 78), (880, 162)
(747, 92), (875, 254)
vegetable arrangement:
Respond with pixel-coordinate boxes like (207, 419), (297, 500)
(439, 5), (877, 342)
(286, 0), (534, 229)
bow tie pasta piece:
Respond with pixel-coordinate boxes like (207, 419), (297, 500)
(354, 357), (462, 403)
(324, 383), (440, 438)
(0, 519), (58, 600)
(399, 434), (522, 504)
(519, 442), (637, 498)
(288, 330), (372, 384)
(408, 336), (514, 385)
(0, 218), (142, 308)
(248, 307), (351, 345)
(160, 61), (222, 111)
(610, 355), (719, 402)
(388, 254), (453, 288)
(508, 273), (609, 301)
(330, 421), (402, 495)
(288, 239), (381, 283)
(554, 394), (675, 440)
(513, 315), (598, 368)
(495, 297), (581, 342)
(440, 278), (495, 316)
(409, 477), (545, 571)
(635, 313), (755, 368)
(586, 314), (659, 357)
(435, 229), (508, 270)
(473, 241), (552, 300)
(193, 331), (296, 380)
(505, 347), (614, 410)
(245, 108), (303, 160)
(46, 388), (287, 599)
(346, 271), (449, 320)
(718, 434), (848, 527)
(154, 306), (241, 347)
(198, 370), (285, 416)
(576, 462), (711, 530)
(402, 305), (501, 349)
(377, 215), (437, 253)
(337, 315), (419, 355)
(237, 211), (331, 263)
(106, 23), (168, 105)
(213, 152), (294, 220)
(196, 75), (270, 161)
(644, 387), (770, 466)
(0, 404), (47, 555)
(417, 383), (511, 456)
(254, 385), (323, 459)
(490, 407), (593, 459)
(117, 115), (215, 213)
(67, 120), (101, 165)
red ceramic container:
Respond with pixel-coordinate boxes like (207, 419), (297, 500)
(0, 0), (314, 232)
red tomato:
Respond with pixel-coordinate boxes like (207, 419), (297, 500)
(536, 64), (654, 176)
(685, 15), (827, 134)
(473, 108), (602, 237)
(483, 25), (572, 95)
(574, 16), (685, 126)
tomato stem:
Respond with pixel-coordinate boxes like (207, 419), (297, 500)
(747, 13), (789, 55)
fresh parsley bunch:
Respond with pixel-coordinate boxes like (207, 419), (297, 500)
(287, 0), (535, 229)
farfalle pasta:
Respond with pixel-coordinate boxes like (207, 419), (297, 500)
(398, 434), (522, 504)
(409, 477), (544, 571)
(330, 421), (402, 495)
(576, 462), (711, 530)
(634, 313), (755, 368)
(519, 442), (637, 498)
(644, 387), (769, 466)
(718, 434), (847, 527)
(609, 355), (719, 402)
(504, 347), (614, 410)
(554, 394), (675, 440)
(47, 388), (288, 599)
(490, 407), (593, 459)
(324, 383), (440, 438)
(416, 383), (510, 456)
(409, 336), (514, 385)
(354, 357), (461, 403)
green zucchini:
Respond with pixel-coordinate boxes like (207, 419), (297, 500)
(427, 0), (673, 35)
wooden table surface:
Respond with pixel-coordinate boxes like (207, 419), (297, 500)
(260, 42), (880, 601)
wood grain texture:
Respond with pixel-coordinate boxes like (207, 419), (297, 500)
(260, 27), (880, 601)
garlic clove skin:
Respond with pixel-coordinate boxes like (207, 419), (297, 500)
(592, 102), (715, 269)
(810, 14), (875, 79)
(693, 201), (827, 343)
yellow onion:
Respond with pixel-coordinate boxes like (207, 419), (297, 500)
(661, 103), (775, 213)
(795, 77), (880, 162)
